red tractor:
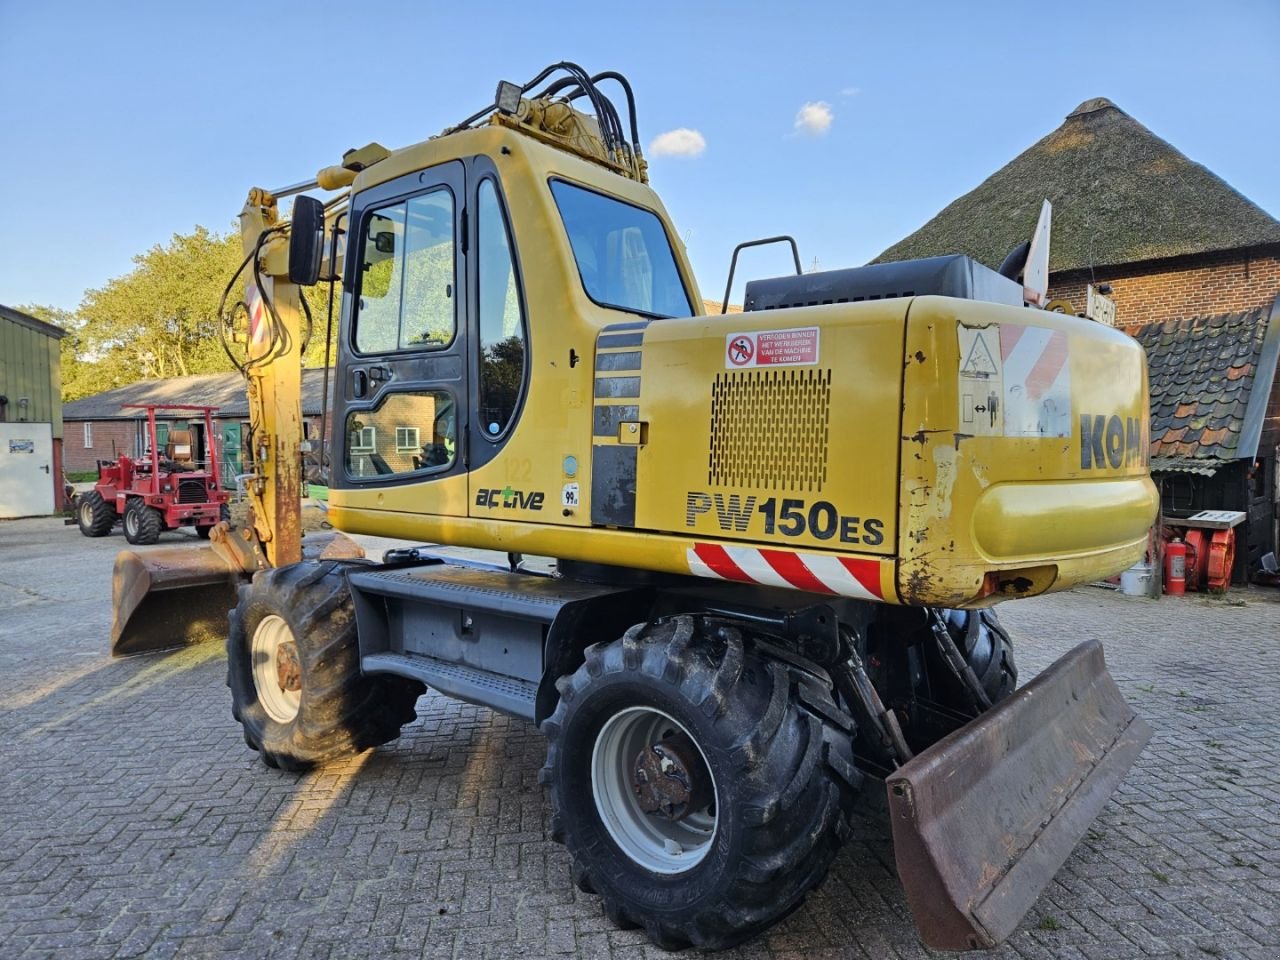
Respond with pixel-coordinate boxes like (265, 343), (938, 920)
(76, 404), (231, 545)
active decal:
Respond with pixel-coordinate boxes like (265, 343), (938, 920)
(725, 327), (819, 369)
(685, 492), (883, 546)
(475, 486), (546, 510)
(1080, 414), (1144, 470)
(686, 543), (884, 601)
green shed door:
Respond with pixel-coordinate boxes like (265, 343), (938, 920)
(220, 422), (242, 488)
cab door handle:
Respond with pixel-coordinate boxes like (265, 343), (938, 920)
(352, 369), (368, 398)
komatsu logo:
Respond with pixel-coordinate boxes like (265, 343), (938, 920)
(1080, 415), (1144, 470)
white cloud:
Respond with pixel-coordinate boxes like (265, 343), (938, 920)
(649, 128), (707, 158)
(794, 101), (833, 136)
(840, 86), (861, 98)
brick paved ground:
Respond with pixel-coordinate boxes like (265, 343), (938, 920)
(1, 515), (1277, 960)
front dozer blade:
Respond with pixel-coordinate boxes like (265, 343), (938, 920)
(887, 640), (1151, 951)
(111, 547), (245, 657)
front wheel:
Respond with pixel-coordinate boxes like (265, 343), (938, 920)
(227, 561), (425, 771)
(542, 616), (861, 951)
(77, 490), (114, 537)
(122, 500), (162, 545)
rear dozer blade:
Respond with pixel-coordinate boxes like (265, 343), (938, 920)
(111, 547), (245, 657)
(887, 639), (1151, 951)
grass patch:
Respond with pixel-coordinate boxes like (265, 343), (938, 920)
(65, 471), (100, 483)
(1037, 916), (1065, 931)
(1151, 870), (1170, 883)
(1207, 739), (1224, 749)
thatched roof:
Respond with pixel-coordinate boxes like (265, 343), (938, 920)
(875, 98), (1280, 273)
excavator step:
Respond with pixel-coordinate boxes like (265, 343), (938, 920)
(345, 561), (643, 721)
(363, 652), (539, 719)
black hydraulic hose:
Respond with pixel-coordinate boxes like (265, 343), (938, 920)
(218, 250), (255, 376)
(318, 210), (347, 486)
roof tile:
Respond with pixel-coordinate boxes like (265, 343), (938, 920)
(1132, 305), (1272, 461)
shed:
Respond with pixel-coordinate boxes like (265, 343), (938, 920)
(0, 305), (67, 517)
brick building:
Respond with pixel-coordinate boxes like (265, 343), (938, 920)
(63, 369), (334, 485)
(876, 98), (1280, 578)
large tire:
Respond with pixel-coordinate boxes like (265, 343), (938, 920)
(123, 500), (162, 545)
(542, 615), (861, 951)
(935, 608), (1018, 705)
(77, 490), (114, 537)
(195, 504), (231, 539)
(227, 560), (425, 772)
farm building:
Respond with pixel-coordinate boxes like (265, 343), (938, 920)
(876, 98), (1280, 580)
(0, 305), (67, 517)
(62, 369), (336, 486)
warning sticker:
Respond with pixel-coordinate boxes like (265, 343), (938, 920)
(725, 327), (820, 369)
(957, 326), (1004, 436)
(999, 325), (1072, 438)
(955, 324), (1073, 439)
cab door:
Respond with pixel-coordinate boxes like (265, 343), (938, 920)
(332, 161), (468, 503)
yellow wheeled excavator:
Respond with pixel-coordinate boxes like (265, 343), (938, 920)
(111, 63), (1156, 952)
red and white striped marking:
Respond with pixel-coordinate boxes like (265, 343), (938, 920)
(686, 543), (884, 601)
(999, 325), (1069, 402)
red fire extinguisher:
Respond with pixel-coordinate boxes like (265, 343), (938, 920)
(1165, 538), (1187, 596)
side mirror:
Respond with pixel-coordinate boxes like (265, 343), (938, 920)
(288, 195), (325, 286)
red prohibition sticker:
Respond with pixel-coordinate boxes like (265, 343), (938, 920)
(724, 327), (819, 369)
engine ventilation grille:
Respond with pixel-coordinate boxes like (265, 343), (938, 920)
(710, 368), (831, 491)
(177, 479), (208, 504)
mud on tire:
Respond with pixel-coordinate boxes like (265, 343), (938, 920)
(541, 615), (861, 951)
(227, 560), (425, 772)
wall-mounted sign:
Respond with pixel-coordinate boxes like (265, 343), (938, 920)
(8, 439), (34, 454)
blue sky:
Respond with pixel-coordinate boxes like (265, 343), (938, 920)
(2, 1), (1277, 311)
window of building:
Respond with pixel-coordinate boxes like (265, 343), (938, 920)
(477, 179), (527, 438)
(395, 426), (420, 452)
(345, 391), (456, 479)
(354, 189), (456, 354)
(550, 179), (692, 318)
(350, 426), (376, 453)
(83, 422), (92, 448)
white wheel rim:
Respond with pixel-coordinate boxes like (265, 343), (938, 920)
(252, 615), (301, 723)
(124, 507), (137, 537)
(591, 706), (718, 874)
(80, 500), (93, 526)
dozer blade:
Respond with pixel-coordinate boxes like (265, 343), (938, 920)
(111, 547), (246, 657)
(887, 639), (1151, 951)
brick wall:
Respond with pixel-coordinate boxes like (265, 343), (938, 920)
(64, 420), (141, 473)
(1047, 246), (1280, 329)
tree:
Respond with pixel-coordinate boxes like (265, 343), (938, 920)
(53, 225), (341, 401)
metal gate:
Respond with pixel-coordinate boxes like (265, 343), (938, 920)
(0, 422), (54, 518)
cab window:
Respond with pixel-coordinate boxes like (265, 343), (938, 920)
(477, 179), (527, 438)
(550, 180), (692, 318)
(345, 390), (456, 478)
(354, 189), (456, 354)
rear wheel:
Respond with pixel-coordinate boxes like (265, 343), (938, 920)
(123, 500), (162, 545)
(542, 615), (861, 951)
(77, 490), (114, 537)
(227, 560), (425, 772)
